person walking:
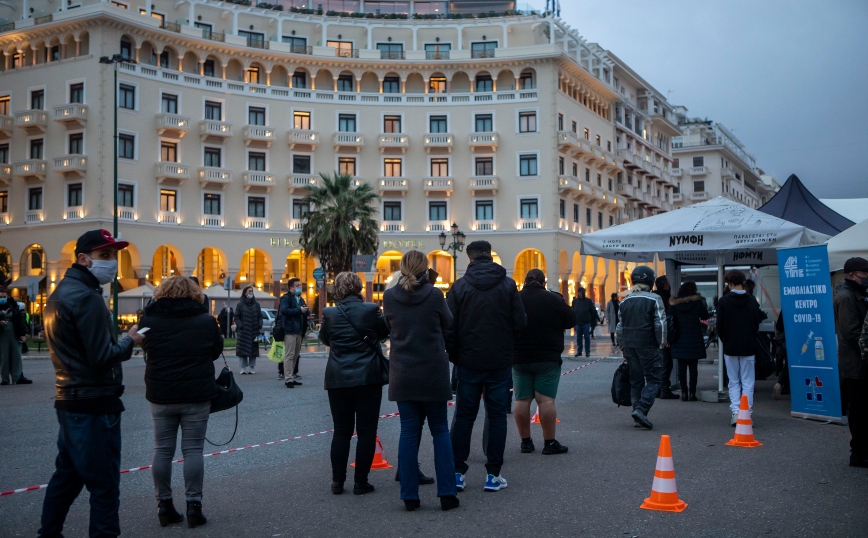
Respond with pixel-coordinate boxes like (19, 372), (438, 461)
(512, 269), (576, 455)
(217, 302), (232, 338)
(0, 286), (31, 385)
(716, 270), (764, 426)
(834, 257), (868, 468)
(320, 272), (390, 495)
(446, 240), (526, 493)
(280, 278), (310, 388)
(383, 251), (459, 512)
(228, 307), (236, 338)
(571, 287), (595, 358)
(140, 276), (223, 528)
(654, 276), (679, 399)
(234, 285), (262, 374)
(669, 281), (710, 402)
(616, 266), (666, 430)
(38, 229), (145, 538)
(606, 293), (620, 348)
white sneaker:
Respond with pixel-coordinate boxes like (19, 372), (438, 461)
(730, 413), (738, 427)
(773, 383), (782, 400)
(484, 474), (507, 492)
(249, 369), (256, 374)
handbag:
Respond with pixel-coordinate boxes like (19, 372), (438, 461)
(337, 305), (389, 385)
(267, 337), (286, 363)
(611, 362), (632, 407)
(211, 353), (244, 414)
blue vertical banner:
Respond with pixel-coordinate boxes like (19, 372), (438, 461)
(777, 245), (842, 422)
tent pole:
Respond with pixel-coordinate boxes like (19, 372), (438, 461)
(717, 254), (725, 394)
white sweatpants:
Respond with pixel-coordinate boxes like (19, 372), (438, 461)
(724, 355), (755, 414)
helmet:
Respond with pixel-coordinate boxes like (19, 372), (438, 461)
(631, 266), (656, 286)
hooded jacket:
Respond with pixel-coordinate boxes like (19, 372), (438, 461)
(445, 260), (527, 370)
(835, 279), (868, 379)
(235, 291), (262, 358)
(669, 294), (710, 361)
(616, 287), (666, 349)
(514, 283), (576, 364)
(716, 290), (763, 357)
(383, 276), (453, 402)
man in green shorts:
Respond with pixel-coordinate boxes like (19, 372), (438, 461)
(512, 269), (577, 455)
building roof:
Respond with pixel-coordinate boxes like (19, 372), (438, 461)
(758, 174), (854, 235)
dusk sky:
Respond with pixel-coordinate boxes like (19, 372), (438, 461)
(557, 0), (868, 199)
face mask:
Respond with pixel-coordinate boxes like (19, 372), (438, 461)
(861, 277), (868, 289)
(0, 298), (6, 305)
(246, 294), (254, 299)
(294, 288), (302, 296)
(86, 257), (118, 285)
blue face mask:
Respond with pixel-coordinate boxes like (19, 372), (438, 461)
(0, 298), (6, 305)
(294, 288), (302, 296)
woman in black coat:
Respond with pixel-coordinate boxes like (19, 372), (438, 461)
(140, 276), (223, 528)
(320, 272), (389, 496)
(669, 281), (710, 401)
(234, 285), (262, 374)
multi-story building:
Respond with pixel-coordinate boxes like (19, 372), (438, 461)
(0, 0), (676, 317)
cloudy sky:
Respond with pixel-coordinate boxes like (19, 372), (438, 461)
(557, 0), (868, 199)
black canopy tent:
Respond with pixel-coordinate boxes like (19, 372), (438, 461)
(758, 174), (854, 236)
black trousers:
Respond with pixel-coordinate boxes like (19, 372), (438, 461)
(327, 384), (383, 483)
(659, 347), (674, 393)
(677, 359), (699, 395)
(844, 378), (868, 462)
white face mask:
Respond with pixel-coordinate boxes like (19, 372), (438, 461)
(246, 293), (254, 299)
(85, 257), (118, 285)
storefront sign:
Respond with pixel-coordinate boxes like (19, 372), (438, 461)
(269, 238), (302, 248)
(777, 245), (842, 422)
(353, 255), (376, 272)
(382, 240), (424, 250)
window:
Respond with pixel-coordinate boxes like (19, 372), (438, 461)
(30, 139), (44, 160)
(0, 96), (7, 116)
(119, 84), (135, 109)
(204, 193), (221, 215)
(609, 215), (614, 227)
(158, 51), (169, 69)
(248, 106), (266, 126)
(195, 21), (212, 38)
(67, 183), (82, 207)
(248, 152), (266, 171)
(161, 93), (178, 114)
(475, 114), (493, 132)
(338, 114), (356, 132)
(571, 121), (577, 133)
(0, 192), (7, 213)
(429, 115), (447, 133)
(586, 208), (592, 226)
(471, 41), (497, 58)
(424, 43), (451, 60)
(247, 66), (260, 84)
(118, 184), (134, 207)
(292, 155), (311, 174)
(0, 144), (7, 163)
(429, 76), (447, 94)
(377, 43), (404, 59)
(28, 188), (43, 211)
(608, 178), (613, 191)
(475, 157), (493, 176)
(69, 83), (84, 104)
(204, 147), (221, 167)
(583, 127), (589, 140)
(120, 39), (132, 60)
(383, 115), (402, 134)
(518, 111), (537, 133)
(238, 30), (265, 48)
(383, 76), (400, 93)
(293, 111), (311, 130)
(47, 46), (60, 62)
(573, 203), (579, 223)
(429, 201), (447, 221)
(693, 180), (705, 192)
(598, 212), (603, 229)
(430, 158), (449, 177)
(327, 40), (355, 57)
(205, 101), (222, 121)
(160, 141), (177, 162)
(520, 198), (538, 219)
(384, 158), (402, 177)
(559, 199), (566, 219)
(519, 72), (534, 89)
(475, 75), (493, 93)
(673, 158), (680, 168)
(292, 71), (307, 88)
(29, 89), (44, 110)
(693, 156), (704, 167)
(597, 174), (602, 187)
(572, 162), (578, 176)
(68, 133), (84, 154)
(595, 134), (601, 146)
(558, 113), (564, 131)
(247, 196), (266, 218)
(283, 36), (308, 54)
(475, 200), (494, 221)
(338, 157), (356, 176)
(585, 168), (590, 182)
(519, 154), (538, 176)
(558, 157), (564, 175)
(291, 199), (309, 220)
(337, 74), (353, 92)
(202, 60), (215, 77)
(383, 201), (402, 221)
(607, 140), (612, 151)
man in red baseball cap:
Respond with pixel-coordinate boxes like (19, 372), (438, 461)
(39, 229), (143, 538)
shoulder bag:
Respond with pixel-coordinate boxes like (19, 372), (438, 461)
(206, 353), (243, 446)
(337, 305), (389, 385)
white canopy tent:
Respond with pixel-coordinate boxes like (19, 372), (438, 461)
(827, 218), (868, 272)
(582, 197), (829, 394)
(117, 283), (155, 315)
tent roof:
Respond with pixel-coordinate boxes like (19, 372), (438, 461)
(118, 283), (155, 297)
(819, 198), (868, 224)
(206, 283), (276, 300)
(828, 218), (868, 272)
(758, 174), (854, 235)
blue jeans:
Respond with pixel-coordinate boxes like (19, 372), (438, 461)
(576, 323), (592, 356)
(39, 409), (122, 538)
(397, 401), (456, 500)
(450, 365), (511, 477)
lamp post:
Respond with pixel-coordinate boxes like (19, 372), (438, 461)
(438, 223), (466, 283)
(99, 54), (136, 335)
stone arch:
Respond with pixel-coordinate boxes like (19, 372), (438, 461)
(428, 71), (448, 93)
(405, 72), (425, 93)
(181, 50), (200, 73)
(193, 246), (228, 288)
(118, 242), (141, 289)
(512, 248), (546, 286)
(139, 40), (157, 65)
(280, 249), (317, 296)
(225, 58), (245, 81)
(119, 33), (138, 50)
(148, 245), (184, 285)
(159, 44), (180, 70)
(247, 60), (267, 84)
(271, 64), (289, 86)
(557, 248), (569, 294)
(20, 244), (46, 277)
(496, 68), (515, 91)
(337, 69), (355, 91)
(451, 71), (471, 93)
(360, 71), (380, 93)
(291, 66), (311, 88)
(203, 53), (222, 77)
(519, 67), (537, 89)
(314, 68), (334, 91)
(77, 30), (90, 56)
(238, 248), (273, 293)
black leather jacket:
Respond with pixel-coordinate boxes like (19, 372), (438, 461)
(320, 295), (389, 389)
(44, 265), (134, 407)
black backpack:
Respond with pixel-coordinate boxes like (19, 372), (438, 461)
(611, 362), (632, 407)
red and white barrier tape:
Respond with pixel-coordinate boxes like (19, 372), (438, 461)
(1, 358), (601, 497)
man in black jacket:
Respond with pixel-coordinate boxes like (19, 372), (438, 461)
(571, 287), (596, 357)
(446, 240), (526, 492)
(834, 257), (868, 468)
(654, 276), (679, 400)
(280, 277), (310, 387)
(39, 230), (145, 538)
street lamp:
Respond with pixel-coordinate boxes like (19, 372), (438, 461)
(438, 222), (466, 283)
(99, 54), (137, 335)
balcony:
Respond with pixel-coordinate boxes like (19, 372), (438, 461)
(288, 174), (319, 192)
(13, 160), (47, 181)
(689, 192), (709, 201)
(25, 210), (44, 224)
(348, 178), (364, 190)
(246, 217), (268, 230)
(672, 193), (684, 203)
(0, 115), (12, 137)
(202, 215), (223, 227)
(118, 207), (136, 221)
(617, 183), (638, 199)
(382, 222), (404, 232)
(378, 134), (410, 153)
(155, 162), (190, 182)
(64, 206), (83, 220)
(156, 113), (191, 137)
(243, 125), (275, 147)
(15, 110), (48, 133)
(54, 155), (87, 177)
(378, 177), (409, 195)
(470, 177), (499, 192)
(426, 220), (449, 232)
(617, 149), (640, 169)
(199, 167), (232, 186)
(473, 220), (496, 231)
(423, 177), (453, 195)
(721, 168), (735, 181)
(288, 129), (319, 149)
(243, 171), (276, 191)
(289, 219), (305, 232)
(0, 164), (11, 183)
(557, 130), (579, 150)
(333, 132), (364, 152)
(423, 133), (453, 152)
(468, 132), (498, 151)
(53, 104), (88, 127)
(689, 166), (708, 176)
(671, 168), (682, 177)
(158, 211), (180, 225)
(199, 120), (233, 140)
(518, 218), (541, 230)
(558, 175), (579, 194)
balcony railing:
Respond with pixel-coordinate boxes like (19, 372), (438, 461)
(288, 174), (319, 192)
(0, 164), (11, 183)
(672, 193), (683, 202)
(203, 215), (223, 227)
(155, 162), (190, 182)
(243, 125), (276, 146)
(380, 51), (405, 60)
(53, 104), (88, 126)
(54, 155), (87, 176)
(199, 120), (233, 139)
(333, 132), (364, 151)
(423, 178), (453, 194)
(378, 134), (409, 151)
(471, 49), (496, 59)
(243, 171), (276, 189)
(246, 38), (268, 50)
(382, 222), (404, 232)
(160, 21), (181, 33)
(617, 183), (637, 199)
(558, 175), (579, 193)
(0, 115), (12, 135)
(473, 220), (496, 231)
(13, 160), (47, 179)
(65, 206), (83, 220)
(203, 30), (225, 42)
(557, 130), (579, 150)
(25, 210), (44, 224)
(290, 44), (312, 55)
(335, 48), (360, 58)
(378, 178), (409, 193)
(671, 168), (682, 177)
(34, 14), (53, 25)
(288, 129), (319, 148)
(470, 177), (498, 192)
(159, 211), (180, 224)
(289, 219), (305, 231)
(690, 166), (708, 176)
(689, 192), (709, 201)
(426, 51), (451, 60)
(468, 132), (498, 150)
(246, 216), (268, 229)
(199, 167), (232, 185)
(427, 220), (449, 232)
(423, 133), (453, 151)
(118, 207), (136, 221)
(157, 113), (191, 136)
(518, 218), (541, 230)
(15, 110), (48, 132)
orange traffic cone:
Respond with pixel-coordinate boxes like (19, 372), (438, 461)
(530, 405), (560, 424)
(640, 434), (688, 512)
(726, 394), (762, 448)
(351, 436), (393, 469)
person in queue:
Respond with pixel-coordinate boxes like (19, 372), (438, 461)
(235, 285), (262, 374)
(653, 276), (679, 400)
(320, 272), (390, 495)
(280, 277), (310, 388)
(571, 286), (595, 358)
(669, 281), (710, 401)
(0, 286), (31, 385)
(38, 229), (145, 538)
(606, 292), (620, 348)
(140, 276), (224, 528)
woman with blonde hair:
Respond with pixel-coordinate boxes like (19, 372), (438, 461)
(383, 250), (458, 511)
(140, 276), (224, 528)
(320, 271), (389, 495)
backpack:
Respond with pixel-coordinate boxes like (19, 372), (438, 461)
(611, 362), (632, 407)
(272, 295), (286, 341)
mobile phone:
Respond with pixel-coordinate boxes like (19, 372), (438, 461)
(137, 327), (151, 335)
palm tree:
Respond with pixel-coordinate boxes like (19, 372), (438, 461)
(300, 172), (380, 277)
